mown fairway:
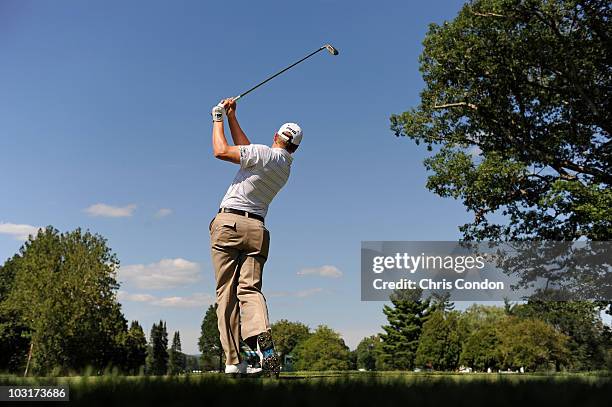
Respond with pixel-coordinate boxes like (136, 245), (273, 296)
(1, 372), (610, 407)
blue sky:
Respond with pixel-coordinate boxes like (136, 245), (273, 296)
(0, 0), (475, 353)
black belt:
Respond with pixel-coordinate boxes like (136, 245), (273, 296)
(218, 208), (264, 223)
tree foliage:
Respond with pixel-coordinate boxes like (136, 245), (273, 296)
(391, 0), (611, 241)
(0, 262), (29, 372)
(167, 331), (186, 375)
(198, 304), (223, 372)
(380, 289), (431, 370)
(1, 227), (127, 374)
(415, 310), (464, 370)
(124, 321), (147, 375)
(460, 312), (571, 371)
(293, 325), (351, 371)
(460, 321), (504, 370)
(499, 317), (571, 370)
(462, 304), (508, 332)
(147, 321), (169, 375)
(271, 319), (311, 359)
(355, 335), (385, 371)
(184, 354), (201, 372)
(509, 299), (610, 369)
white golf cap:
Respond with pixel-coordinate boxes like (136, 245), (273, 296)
(277, 123), (303, 146)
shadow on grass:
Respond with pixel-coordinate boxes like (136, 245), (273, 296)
(1, 372), (610, 407)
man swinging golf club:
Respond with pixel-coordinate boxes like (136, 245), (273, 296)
(209, 98), (302, 377)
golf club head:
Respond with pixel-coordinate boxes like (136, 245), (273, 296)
(323, 44), (339, 55)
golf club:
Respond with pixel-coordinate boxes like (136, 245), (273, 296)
(231, 43), (339, 102)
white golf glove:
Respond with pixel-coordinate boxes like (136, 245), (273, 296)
(211, 103), (225, 122)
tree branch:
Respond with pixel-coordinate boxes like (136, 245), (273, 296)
(550, 163), (579, 181)
(470, 11), (505, 18)
(556, 160), (612, 184)
(433, 102), (478, 110)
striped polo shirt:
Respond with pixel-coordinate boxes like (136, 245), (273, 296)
(219, 144), (293, 218)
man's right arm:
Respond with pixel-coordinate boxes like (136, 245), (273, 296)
(211, 102), (240, 164)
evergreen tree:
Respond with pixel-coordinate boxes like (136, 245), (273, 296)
(145, 323), (157, 375)
(198, 305), (223, 372)
(145, 343), (154, 375)
(148, 321), (169, 375)
(380, 289), (431, 370)
(125, 321), (147, 375)
(168, 331), (186, 375)
(160, 322), (169, 372)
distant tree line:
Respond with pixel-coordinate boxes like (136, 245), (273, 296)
(204, 289), (609, 373)
(371, 290), (611, 372)
(1, 227), (610, 375)
(198, 291), (610, 372)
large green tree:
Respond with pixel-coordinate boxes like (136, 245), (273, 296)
(1, 227), (128, 374)
(293, 325), (351, 371)
(460, 321), (504, 371)
(0, 262), (30, 373)
(0, 263), (17, 300)
(509, 299), (609, 369)
(391, 0), (611, 242)
(270, 319), (311, 360)
(415, 310), (464, 370)
(198, 304), (223, 372)
(499, 317), (571, 371)
(458, 304), (508, 371)
(380, 289), (431, 370)
(460, 310), (572, 371)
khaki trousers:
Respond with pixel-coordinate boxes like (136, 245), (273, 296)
(209, 212), (271, 365)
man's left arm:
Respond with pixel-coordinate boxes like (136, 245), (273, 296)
(211, 101), (240, 164)
(225, 98), (251, 146)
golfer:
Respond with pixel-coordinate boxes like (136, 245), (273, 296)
(209, 98), (302, 376)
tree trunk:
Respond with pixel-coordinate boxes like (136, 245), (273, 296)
(23, 341), (33, 377)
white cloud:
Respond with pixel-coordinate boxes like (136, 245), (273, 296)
(119, 258), (201, 290)
(117, 291), (156, 302)
(117, 290), (213, 308)
(295, 287), (325, 297)
(0, 222), (41, 241)
(297, 265), (343, 278)
(152, 293), (214, 308)
(154, 208), (173, 218)
(84, 203), (137, 218)
(268, 287), (325, 298)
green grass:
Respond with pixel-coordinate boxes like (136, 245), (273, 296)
(1, 372), (610, 407)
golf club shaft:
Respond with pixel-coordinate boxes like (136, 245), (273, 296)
(233, 46), (326, 101)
